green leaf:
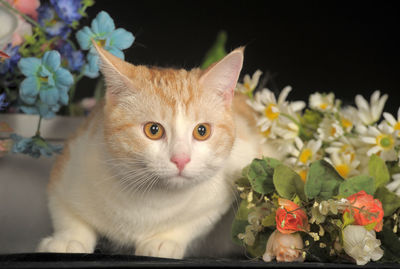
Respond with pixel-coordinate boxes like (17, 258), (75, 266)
(369, 154), (390, 190)
(246, 158), (280, 195)
(374, 186), (400, 217)
(304, 160), (344, 200)
(235, 200), (253, 221)
(338, 175), (375, 197)
(273, 164), (306, 201)
(246, 231), (272, 258)
(299, 109), (323, 140)
(200, 31), (227, 69)
(342, 211), (355, 229)
(377, 223), (400, 263)
(261, 211), (276, 227)
(231, 219), (248, 246)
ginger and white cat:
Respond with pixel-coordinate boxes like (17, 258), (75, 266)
(37, 43), (282, 258)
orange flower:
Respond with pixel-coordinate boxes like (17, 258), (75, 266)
(275, 198), (309, 234)
(344, 190), (384, 232)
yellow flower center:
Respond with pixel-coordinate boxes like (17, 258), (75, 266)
(394, 122), (400, 136)
(336, 164), (350, 178)
(330, 126), (337, 137)
(39, 76), (48, 83)
(96, 39), (106, 47)
(341, 117), (353, 129)
(299, 169), (307, 182)
(319, 103), (328, 110)
(244, 82), (251, 91)
(376, 134), (394, 150)
(261, 127), (271, 137)
(299, 148), (312, 164)
(265, 104), (279, 120)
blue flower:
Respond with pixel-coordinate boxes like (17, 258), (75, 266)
(57, 41), (85, 71)
(38, 3), (71, 38)
(10, 134), (63, 158)
(0, 44), (21, 75)
(0, 93), (8, 111)
(76, 11), (134, 78)
(18, 50), (74, 118)
(50, 0), (82, 25)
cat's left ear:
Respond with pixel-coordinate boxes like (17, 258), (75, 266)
(91, 40), (136, 98)
(199, 47), (244, 106)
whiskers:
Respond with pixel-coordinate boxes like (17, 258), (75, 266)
(100, 155), (162, 199)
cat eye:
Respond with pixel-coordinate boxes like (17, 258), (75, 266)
(193, 123), (211, 141)
(144, 122), (165, 140)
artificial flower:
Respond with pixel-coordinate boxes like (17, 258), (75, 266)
(263, 230), (305, 262)
(276, 198), (309, 234)
(11, 15), (32, 46)
(382, 107), (400, 137)
(316, 116), (344, 142)
(10, 134), (62, 158)
(325, 137), (357, 161)
(18, 50), (73, 118)
(6, 0), (40, 20)
(0, 5), (18, 48)
(357, 123), (398, 162)
(339, 106), (362, 132)
(287, 137), (322, 167)
(76, 11), (135, 78)
(309, 92), (336, 112)
(236, 69), (262, 96)
(354, 90), (388, 125)
(37, 3), (71, 38)
(344, 190), (384, 232)
(325, 152), (360, 179)
(386, 173), (400, 196)
(0, 139), (12, 157)
(57, 41), (84, 71)
(0, 92), (8, 110)
(0, 43), (20, 74)
(50, 0), (82, 25)
(247, 86), (304, 135)
(342, 225), (383, 265)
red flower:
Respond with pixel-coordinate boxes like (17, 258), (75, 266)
(275, 198), (309, 234)
(344, 190), (384, 232)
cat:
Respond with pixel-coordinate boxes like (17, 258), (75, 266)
(37, 42), (283, 259)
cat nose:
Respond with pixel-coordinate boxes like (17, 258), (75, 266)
(170, 154), (191, 172)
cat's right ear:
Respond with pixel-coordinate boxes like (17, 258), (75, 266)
(92, 40), (136, 100)
(199, 47), (244, 107)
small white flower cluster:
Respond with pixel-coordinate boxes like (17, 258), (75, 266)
(238, 70), (400, 193)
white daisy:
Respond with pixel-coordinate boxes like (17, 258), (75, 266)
(287, 137), (322, 166)
(325, 137), (356, 159)
(386, 173), (400, 196)
(357, 124), (398, 161)
(236, 70), (263, 95)
(317, 116), (344, 142)
(247, 86), (304, 134)
(339, 106), (362, 132)
(382, 107), (400, 137)
(309, 92), (336, 112)
(354, 90), (388, 125)
(325, 152), (360, 179)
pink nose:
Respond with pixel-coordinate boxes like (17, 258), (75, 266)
(170, 155), (191, 172)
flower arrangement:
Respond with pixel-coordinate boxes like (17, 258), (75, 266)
(0, 0), (134, 157)
(231, 70), (400, 265)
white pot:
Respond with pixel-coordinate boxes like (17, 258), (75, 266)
(0, 114), (83, 253)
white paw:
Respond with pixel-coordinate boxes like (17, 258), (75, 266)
(135, 239), (184, 259)
(37, 236), (91, 253)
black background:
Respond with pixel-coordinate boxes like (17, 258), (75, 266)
(80, 0), (399, 113)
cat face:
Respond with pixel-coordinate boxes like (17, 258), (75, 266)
(95, 43), (243, 190)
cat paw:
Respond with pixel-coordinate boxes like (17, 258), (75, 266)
(37, 236), (90, 253)
(135, 239), (184, 259)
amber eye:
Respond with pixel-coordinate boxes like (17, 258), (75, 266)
(144, 122), (165, 140)
(193, 123), (211, 141)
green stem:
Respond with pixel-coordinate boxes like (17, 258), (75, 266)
(0, 0), (45, 32)
(35, 116), (43, 136)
